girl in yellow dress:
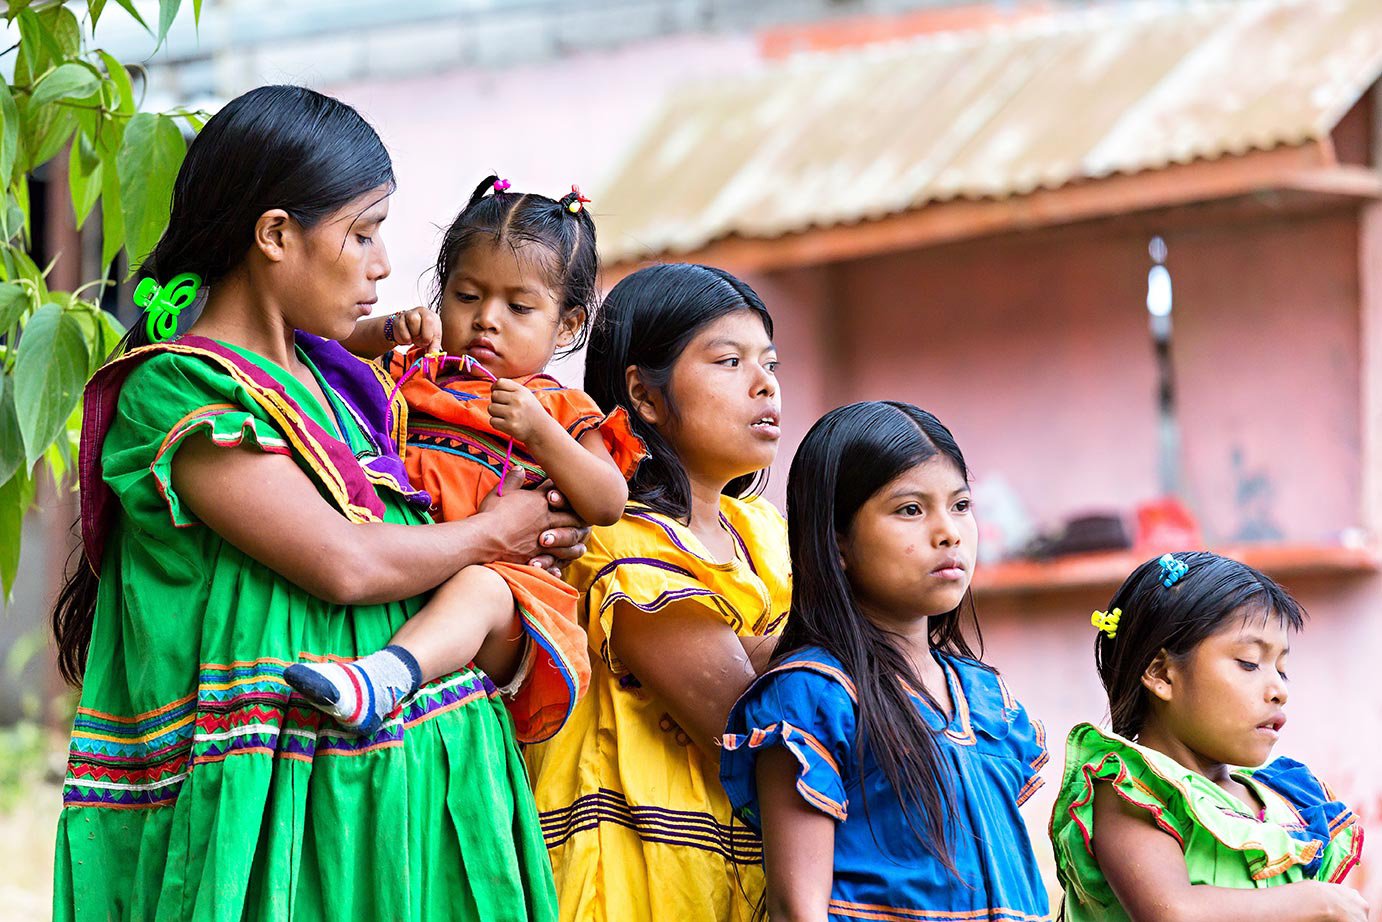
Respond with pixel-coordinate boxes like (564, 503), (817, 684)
(525, 264), (790, 921)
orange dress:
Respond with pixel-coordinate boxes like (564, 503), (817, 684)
(384, 349), (647, 744)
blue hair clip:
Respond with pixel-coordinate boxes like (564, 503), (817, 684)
(1158, 553), (1189, 588)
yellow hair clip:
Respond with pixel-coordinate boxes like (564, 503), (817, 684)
(1091, 608), (1122, 639)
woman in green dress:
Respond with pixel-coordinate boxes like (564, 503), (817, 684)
(51, 84), (587, 922)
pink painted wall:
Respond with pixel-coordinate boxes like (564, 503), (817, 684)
(751, 205), (1382, 906)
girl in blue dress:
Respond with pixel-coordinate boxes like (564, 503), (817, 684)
(720, 401), (1051, 921)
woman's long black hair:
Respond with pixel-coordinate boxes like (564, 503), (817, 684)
(1095, 551), (1305, 738)
(583, 263), (773, 520)
(52, 85), (395, 686)
(776, 400), (987, 874)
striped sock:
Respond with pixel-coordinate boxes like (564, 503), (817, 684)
(284, 645), (422, 735)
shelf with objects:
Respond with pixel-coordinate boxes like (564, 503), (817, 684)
(969, 233), (1381, 599)
(973, 542), (1379, 597)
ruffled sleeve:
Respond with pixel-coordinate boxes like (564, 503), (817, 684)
(719, 659), (857, 830)
(1051, 724), (1343, 911)
(538, 385), (648, 480)
(581, 551), (724, 676)
(1250, 757), (1364, 883)
(104, 353), (292, 532)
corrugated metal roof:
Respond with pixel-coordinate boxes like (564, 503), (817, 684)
(597, 0), (1382, 264)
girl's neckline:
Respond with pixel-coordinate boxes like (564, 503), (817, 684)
(1118, 726), (1283, 820)
(899, 651), (967, 735)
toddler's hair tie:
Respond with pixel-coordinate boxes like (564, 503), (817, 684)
(1091, 608), (1121, 640)
(135, 272), (202, 343)
(493, 178), (511, 194)
(1158, 553), (1189, 588)
(563, 184), (591, 214)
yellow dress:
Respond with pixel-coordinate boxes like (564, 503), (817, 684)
(525, 496), (792, 922)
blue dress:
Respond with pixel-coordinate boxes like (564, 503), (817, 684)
(720, 646), (1051, 922)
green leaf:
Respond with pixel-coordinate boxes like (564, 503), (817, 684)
(67, 302), (115, 375)
(89, 0), (108, 29)
(42, 6), (82, 59)
(0, 281), (27, 331)
(117, 113), (185, 269)
(11, 178), (29, 244)
(21, 95), (77, 172)
(0, 466), (34, 601)
(111, 0), (150, 33)
(96, 308), (125, 364)
(31, 63), (102, 108)
(0, 81), (21, 185)
(69, 131), (102, 228)
(0, 373), (23, 485)
(46, 417), (70, 485)
(99, 142), (124, 274)
(7, 245), (45, 302)
(13, 301), (87, 466)
(193, 0), (203, 22)
(15, 10), (55, 83)
(157, 0), (181, 47)
(97, 51), (135, 115)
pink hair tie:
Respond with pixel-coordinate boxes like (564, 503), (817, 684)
(493, 178), (511, 194)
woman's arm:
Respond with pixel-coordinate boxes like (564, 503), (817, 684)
(756, 746), (835, 922)
(171, 436), (589, 605)
(611, 599), (758, 752)
(1093, 784), (1368, 922)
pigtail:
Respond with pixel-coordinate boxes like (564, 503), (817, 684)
(468, 174), (504, 209)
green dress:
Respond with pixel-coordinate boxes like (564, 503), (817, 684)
(1050, 723), (1363, 922)
(55, 340), (559, 922)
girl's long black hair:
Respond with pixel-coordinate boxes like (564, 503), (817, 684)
(776, 400), (987, 874)
(583, 263), (773, 520)
(1095, 550), (1305, 738)
(52, 85), (395, 686)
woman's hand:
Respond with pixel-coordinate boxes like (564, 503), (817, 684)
(477, 472), (590, 575)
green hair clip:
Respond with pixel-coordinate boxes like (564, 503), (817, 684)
(135, 272), (202, 343)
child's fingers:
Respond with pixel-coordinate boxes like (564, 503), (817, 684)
(420, 311), (442, 353)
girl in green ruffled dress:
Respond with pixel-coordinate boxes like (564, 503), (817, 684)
(1051, 551), (1366, 922)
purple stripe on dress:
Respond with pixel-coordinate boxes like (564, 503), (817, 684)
(599, 588), (720, 615)
(590, 556), (697, 585)
(538, 792), (763, 861)
(624, 510), (703, 558)
(539, 788), (760, 838)
(721, 513), (758, 574)
(540, 812), (763, 861)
